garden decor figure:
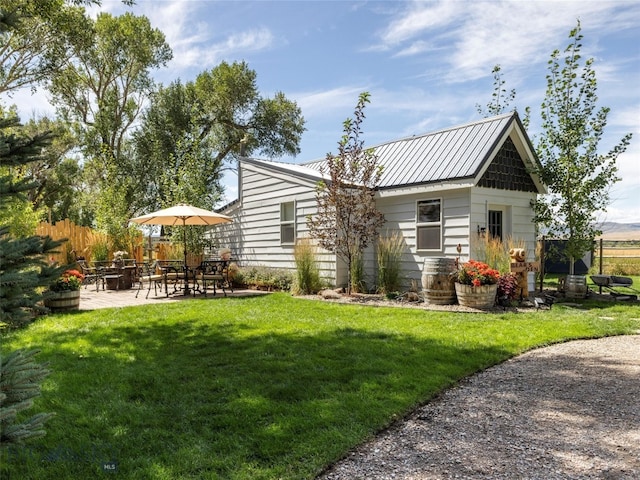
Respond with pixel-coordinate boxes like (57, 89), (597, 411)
(509, 248), (529, 298)
(113, 251), (128, 267)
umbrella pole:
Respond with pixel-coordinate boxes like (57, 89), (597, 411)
(182, 219), (189, 295)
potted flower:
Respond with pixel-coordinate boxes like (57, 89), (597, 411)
(455, 260), (500, 309)
(44, 269), (85, 311)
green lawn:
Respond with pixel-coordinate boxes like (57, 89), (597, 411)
(2, 293), (639, 479)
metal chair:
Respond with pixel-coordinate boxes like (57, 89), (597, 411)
(194, 260), (233, 297)
(78, 260), (101, 291)
(136, 261), (164, 299)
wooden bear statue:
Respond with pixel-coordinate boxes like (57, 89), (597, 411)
(509, 248), (528, 299)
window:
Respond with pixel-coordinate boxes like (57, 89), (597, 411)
(488, 209), (503, 240)
(416, 199), (441, 250)
(280, 202), (296, 244)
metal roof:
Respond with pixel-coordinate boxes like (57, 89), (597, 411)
(242, 157), (328, 183)
(303, 112), (523, 189)
(241, 112), (541, 191)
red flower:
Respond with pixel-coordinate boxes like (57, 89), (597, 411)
(457, 260), (500, 286)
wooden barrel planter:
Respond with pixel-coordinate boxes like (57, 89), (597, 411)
(44, 290), (81, 311)
(422, 257), (457, 305)
(565, 275), (588, 299)
(454, 283), (498, 309)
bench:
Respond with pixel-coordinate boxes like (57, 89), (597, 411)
(590, 275), (638, 300)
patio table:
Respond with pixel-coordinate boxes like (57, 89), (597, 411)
(156, 260), (190, 296)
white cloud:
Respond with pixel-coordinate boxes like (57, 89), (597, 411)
(378, 1), (459, 46)
(394, 40), (433, 57)
(377, 0), (640, 83)
(295, 86), (371, 116)
(192, 28), (275, 68)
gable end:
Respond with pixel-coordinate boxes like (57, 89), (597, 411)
(477, 137), (537, 192)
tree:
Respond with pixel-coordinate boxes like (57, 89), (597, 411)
(48, 11), (172, 231)
(0, 0), (93, 95)
(131, 80), (221, 215)
(1, 349), (54, 447)
(476, 64), (516, 117)
(0, 114), (63, 328)
(191, 61), (305, 171)
(132, 61), (305, 212)
(534, 21), (632, 273)
(307, 92), (385, 292)
(16, 115), (82, 223)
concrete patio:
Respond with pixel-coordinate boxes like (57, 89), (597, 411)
(78, 284), (269, 310)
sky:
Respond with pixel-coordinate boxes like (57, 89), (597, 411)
(11, 0), (640, 224)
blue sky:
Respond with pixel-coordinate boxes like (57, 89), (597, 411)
(13, 0), (640, 223)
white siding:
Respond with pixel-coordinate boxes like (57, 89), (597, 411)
(376, 187), (471, 289)
(470, 187), (537, 262)
(217, 162), (338, 284)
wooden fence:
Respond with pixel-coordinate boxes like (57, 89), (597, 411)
(35, 219), (143, 265)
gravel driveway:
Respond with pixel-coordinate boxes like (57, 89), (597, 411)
(318, 335), (640, 480)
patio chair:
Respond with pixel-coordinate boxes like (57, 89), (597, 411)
(78, 260), (101, 291)
(194, 260), (233, 297)
(156, 260), (187, 296)
(136, 261), (164, 299)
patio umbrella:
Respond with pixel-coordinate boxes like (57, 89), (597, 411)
(130, 203), (232, 293)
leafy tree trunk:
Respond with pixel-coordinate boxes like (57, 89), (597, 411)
(48, 11), (172, 230)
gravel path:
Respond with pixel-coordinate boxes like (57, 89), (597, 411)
(318, 335), (640, 480)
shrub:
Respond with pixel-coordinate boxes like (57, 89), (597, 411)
(497, 272), (519, 301)
(0, 350), (55, 447)
(474, 235), (526, 273)
(292, 239), (322, 295)
(376, 232), (404, 294)
(349, 247), (365, 293)
(235, 266), (293, 291)
(88, 232), (110, 262)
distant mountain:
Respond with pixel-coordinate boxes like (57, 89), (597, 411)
(598, 222), (640, 240)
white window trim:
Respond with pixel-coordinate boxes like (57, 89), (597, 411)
(280, 201), (296, 245)
(416, 198), (442, 252)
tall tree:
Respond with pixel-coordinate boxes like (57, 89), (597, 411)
(0, 0), (92, 95)
(18, 115), (81, 223)
(132, 61), (305, 213)
(307, 92), (385, 292)
(132, 80), (219, 214)
(534, 21), (632, 273)
(48, 11), (172, 231)
(192, 61), (305, 171)
(0, 114), (63, 328)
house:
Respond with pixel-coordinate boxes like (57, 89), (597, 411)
(216, 111), (546, 290)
